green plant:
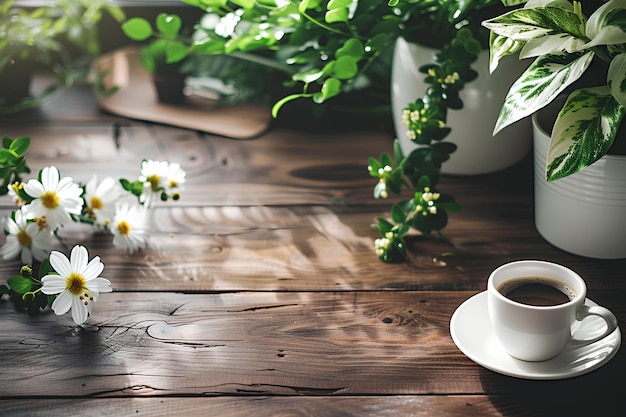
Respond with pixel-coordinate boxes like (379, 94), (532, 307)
(121, 1), (499, 262)
(0, 135), (30, 197)
(0, 0), (125, 113)
(121, 2), (498, 114)
(366, 1), (501, 263)
(483, 0), (626, 181)
(367, 103), (461, 263)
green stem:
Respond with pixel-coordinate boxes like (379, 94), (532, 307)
(229, 51), (295, 74)
(292, 1), (361, 40)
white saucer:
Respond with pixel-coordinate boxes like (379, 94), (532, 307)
(450, 291), (621, 380)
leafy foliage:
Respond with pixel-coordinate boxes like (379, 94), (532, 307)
(0, 136), (31, 197)
(0, 0), (126, 113)
(483, 0), (626, 180)
(121, 1), (502, 117)
(1, 262), (56, 315)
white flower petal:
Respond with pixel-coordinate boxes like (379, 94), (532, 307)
(0, 240), (21, 260)
(71, 295), (89, 324)
(87, 277), (112, 293)
(70, 245), (88, 273)
(20, 247), (33, 265)
(41, 275), (67, 295)
(83, 256), (104, 280)
(49, 251), (72, 277)
(42, 166), (60, 190)
(51, 290), (72, 315)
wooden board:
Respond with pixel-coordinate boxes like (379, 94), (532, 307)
(93, 47), (272, 139)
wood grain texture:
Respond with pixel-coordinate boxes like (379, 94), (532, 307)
(0, 396), (504, 417)
(2, 83), (626, 417)
(1, 291), (625, 402)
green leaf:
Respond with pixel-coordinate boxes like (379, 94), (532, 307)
(7, 276), (33, 294)
(230, 0), (255, 8)
(292, 68), (325, 83)
(38, 258), (54, 278)
(483, 4), (586, 70)
(332, 56), (358, 79)
(122, 17), (153, 41)
(494, 51), (594, 134)
(546, 87), (626, 181)
(165, 41), (189, 64)
(314, 78), (342, 103)
(393, 139), (404, 164)
(367, 157), (382, 177)
(585, 3), (626, 48)
(336, 38), (364, 60)
(2, 136), (12, 149)
(502, 0), (529, 5)
(482, 6), (584, 43)
(325, 0), (351, 24)
(9, 136), (30, 156)
(390, 203), (408, 224)
(0, 148), (17, 164)
(156, 14), (182, 38)
(608, 52), (626, 108)
(299, 0), (322, 12)
(380, 152), (393, 168)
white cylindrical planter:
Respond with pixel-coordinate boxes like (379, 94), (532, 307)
(533, 105), (626, 259)
(391, 37), (532, 175)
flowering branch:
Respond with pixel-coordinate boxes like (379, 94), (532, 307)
(367, 28), (480, 263)
(1, 135), (186, 324)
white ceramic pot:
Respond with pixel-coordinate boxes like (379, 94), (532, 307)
(391, 37), (532, 175)
(533, 105), (626, 259)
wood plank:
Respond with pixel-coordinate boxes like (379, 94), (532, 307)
(1, 202), (624, 292)
(1, 395), (624, 417)
(0, 396), (541, 417)
(0, 123), (395, 208)
(1, 291), (624, 401)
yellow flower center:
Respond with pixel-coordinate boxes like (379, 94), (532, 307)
(41, 191), (60, 209)
(117, 220), (131, 236)
(17, 229), (32, 247)
(35, 216), (48, 230)
(91, 196), (103, 210)
(66, 273), (86, 296)
(169, 179), (177, 187)
(148, 175), (160, 191)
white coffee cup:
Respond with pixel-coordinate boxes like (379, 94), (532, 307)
(487, 260), (618, 362)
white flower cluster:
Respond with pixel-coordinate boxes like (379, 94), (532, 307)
(1, 160), (185, 264)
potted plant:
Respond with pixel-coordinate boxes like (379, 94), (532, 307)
(483, 0), (626, 258)
(0, 0), (125, 113)
(123, 13), (193, 104)
(119, 0), (401, 127)
(389, 0), (534, 175)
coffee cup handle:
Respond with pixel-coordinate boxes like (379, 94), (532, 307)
(569, 304), (619, 347)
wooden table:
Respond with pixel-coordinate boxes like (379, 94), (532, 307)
(1, 84), (625, 417)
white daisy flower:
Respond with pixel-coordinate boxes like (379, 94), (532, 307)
(41, 245), (112, 325)
(110, 202), (149, 253)
(6, 182), (25, 206)
(22, 166), (83, 229)
(84, 175), (124, 226)
(138, 160), (169, 207)
(166, 162), (186, 200)
(0, 207), (53, 264)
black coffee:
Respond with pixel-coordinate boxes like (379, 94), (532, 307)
(498, 277), (576, 306)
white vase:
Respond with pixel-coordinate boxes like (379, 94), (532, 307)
(391, 37), (532, 175)
(533, 104), (626, 259)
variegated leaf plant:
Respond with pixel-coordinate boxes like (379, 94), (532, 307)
(483, 0), (626, 181)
